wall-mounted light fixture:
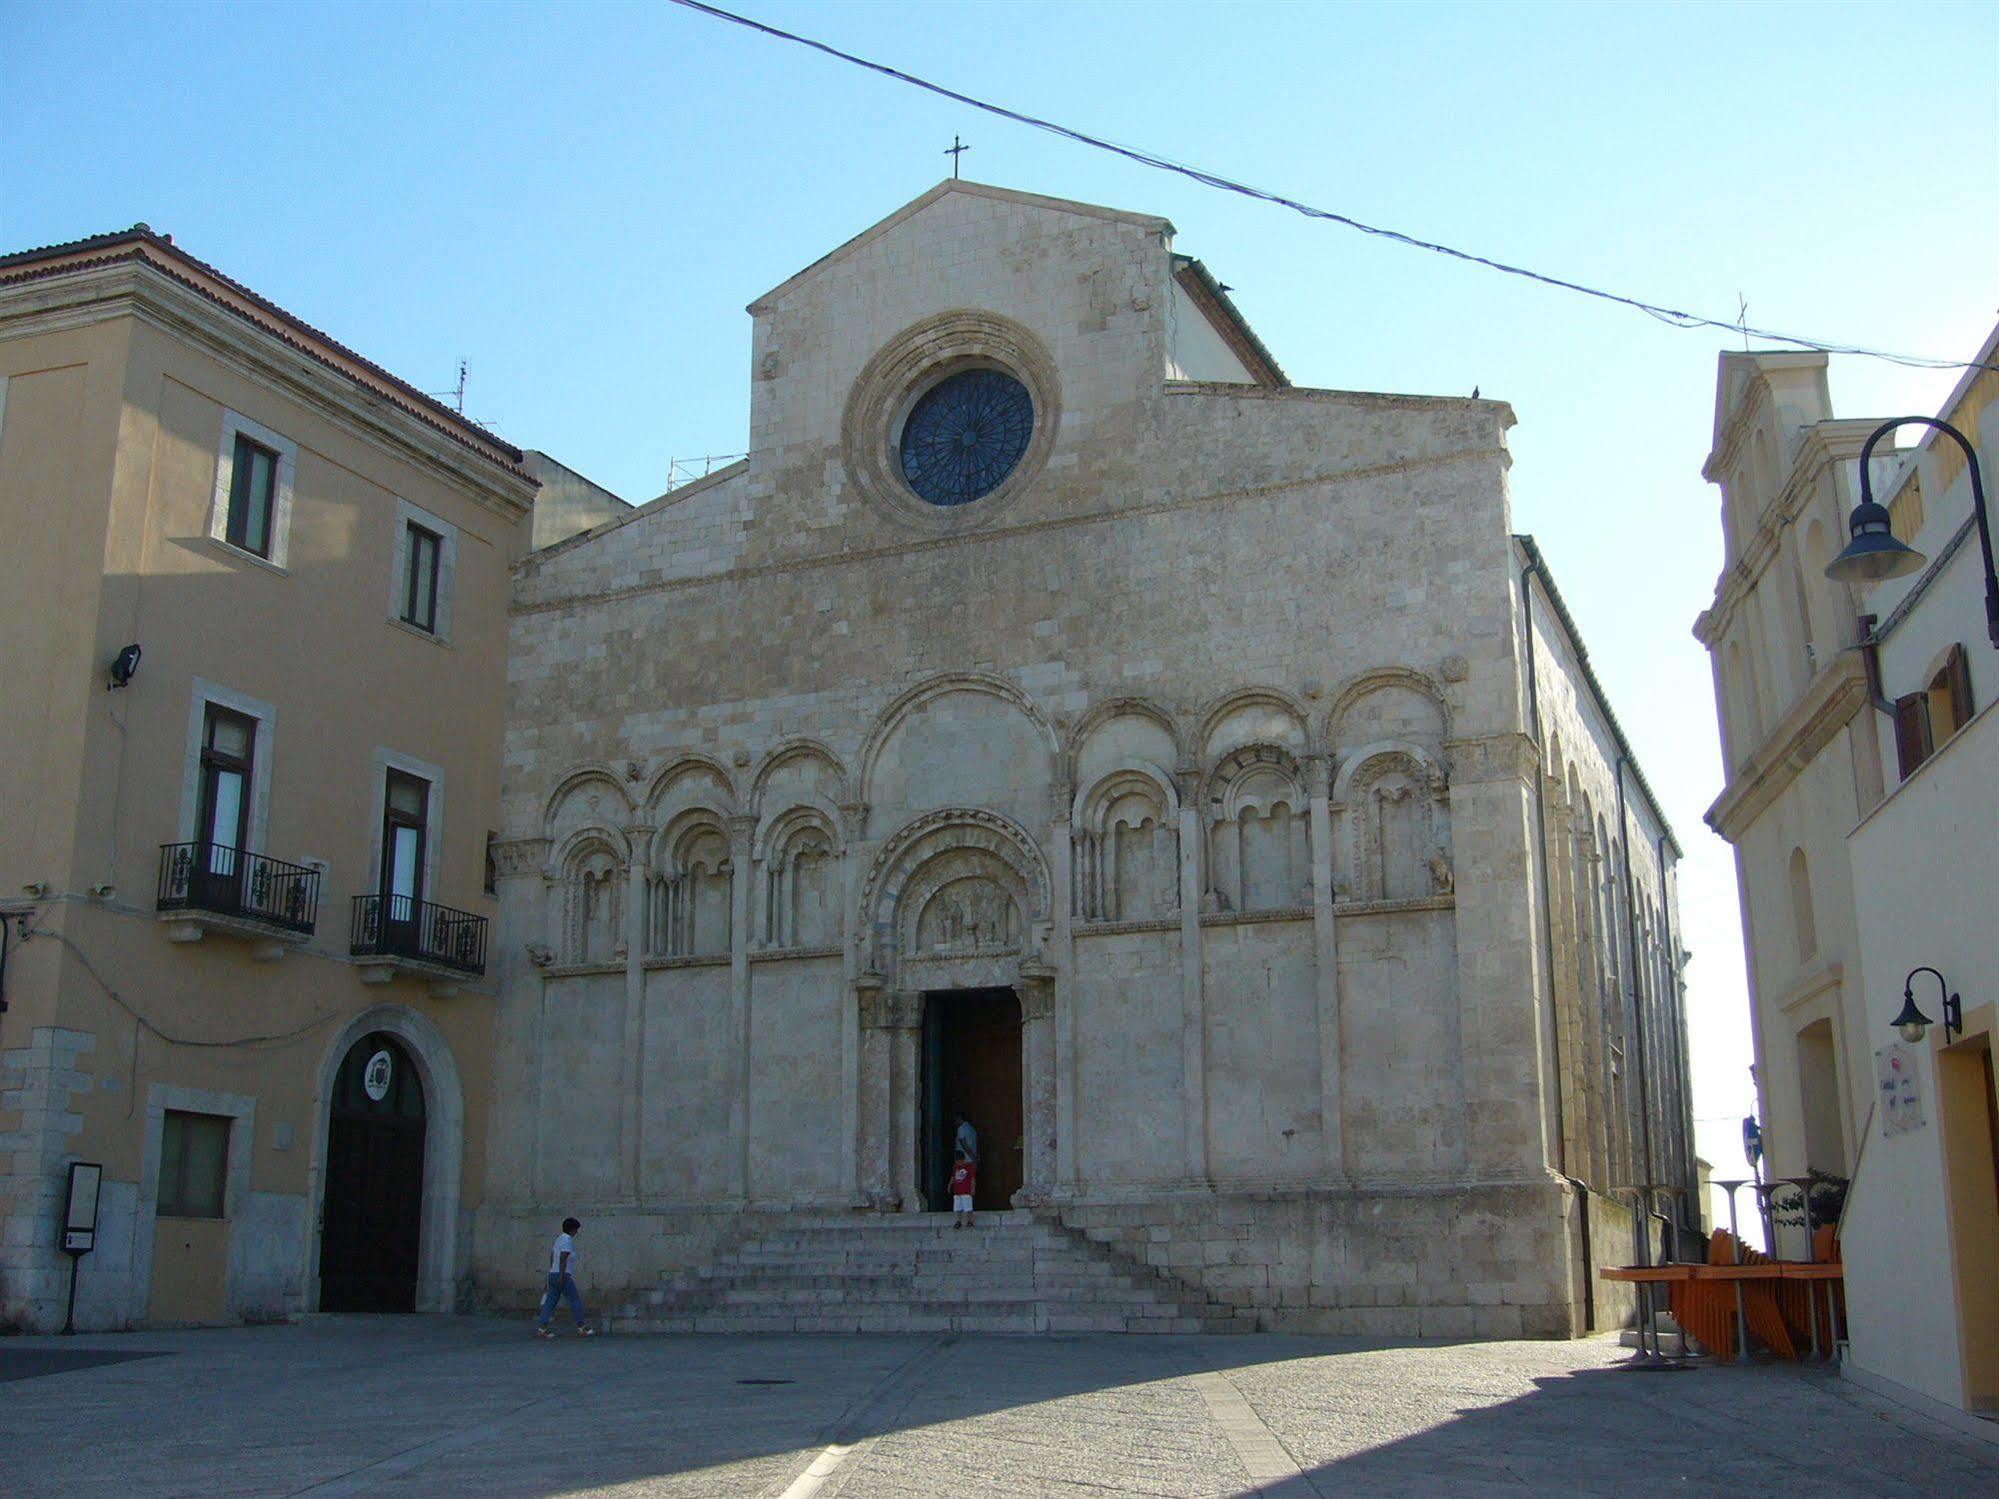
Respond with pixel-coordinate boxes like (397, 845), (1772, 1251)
(1891, 966), (1963, 1044)
(107, 643), (142, 691)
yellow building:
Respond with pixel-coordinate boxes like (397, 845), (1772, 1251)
(0, 226), (566, 1330)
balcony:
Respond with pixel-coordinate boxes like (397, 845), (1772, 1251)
(349, 893), (488, 993)
(155, 843), (321, 960)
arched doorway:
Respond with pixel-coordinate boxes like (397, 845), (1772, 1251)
(319, 1033), (426, 1311)
(920, 988), (1024, 1212)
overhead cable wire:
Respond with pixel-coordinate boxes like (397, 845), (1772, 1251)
(668, 0), (1995, 375)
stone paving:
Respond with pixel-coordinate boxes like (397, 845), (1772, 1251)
(1, 1317), (1995, 1497)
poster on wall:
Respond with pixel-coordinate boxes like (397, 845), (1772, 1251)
(1876, 1044), (1925, 1136)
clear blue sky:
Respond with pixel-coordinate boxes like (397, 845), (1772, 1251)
(8, 0), (1996, 1216)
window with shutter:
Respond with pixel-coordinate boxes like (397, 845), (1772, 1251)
(1893, 692), (1932, 780)
(1944, 643), (1974, 732)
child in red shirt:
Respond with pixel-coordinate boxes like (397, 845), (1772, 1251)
(949, 1150), (976, 1228)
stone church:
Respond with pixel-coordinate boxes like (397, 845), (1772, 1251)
(479, 181), (1695, 1336)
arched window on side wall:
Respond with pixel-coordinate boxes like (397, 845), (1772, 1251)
(1788, 847), (1817, 964)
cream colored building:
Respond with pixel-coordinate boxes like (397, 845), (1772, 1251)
(0, 227), (609, 1332)
(1697, 329), (1998, 1422)
(482, 181), (1699, 1336)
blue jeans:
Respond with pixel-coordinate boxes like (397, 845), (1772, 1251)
(538, 1272), (584, 1328)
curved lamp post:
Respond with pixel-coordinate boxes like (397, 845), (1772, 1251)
(1826, 416), (1998, 649)
(1891, 965), (1963, 1044)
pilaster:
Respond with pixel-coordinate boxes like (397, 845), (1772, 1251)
(1174, 765), (1209, 1183)
(1306, 754), (1347, 1181)
(726, 813), (757, 1200)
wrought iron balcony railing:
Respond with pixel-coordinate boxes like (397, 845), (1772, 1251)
(156, 842), (321, 935)
(349, 893), (488, 976)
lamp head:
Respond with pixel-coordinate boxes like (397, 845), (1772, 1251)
(1891, 987), (1934, 1043)
(107, 643), (142, 690)
(1826, 500), (1926, 583)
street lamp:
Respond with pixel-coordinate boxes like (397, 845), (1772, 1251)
(1827, 417), (1999, 649)
(1890, 965), (1963, 1044)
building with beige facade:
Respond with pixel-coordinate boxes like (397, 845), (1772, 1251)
(1697, 329), (1998, 1422)
(0, 227), (614, 1332)
(481, 181), (1698, 1337)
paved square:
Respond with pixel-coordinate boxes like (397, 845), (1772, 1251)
(1, 1318), (1994, 1496)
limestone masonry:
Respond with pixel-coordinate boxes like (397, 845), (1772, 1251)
(479, 181), (1696, 1336)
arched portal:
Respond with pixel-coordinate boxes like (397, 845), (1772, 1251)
(319, 1033), (427, 1311)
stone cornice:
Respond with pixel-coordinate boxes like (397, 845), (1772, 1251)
(1697, 422), (1875, 643)
(1705, 652), (1868, 842)
(0, 260), (538, 520)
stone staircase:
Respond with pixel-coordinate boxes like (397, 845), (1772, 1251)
(610, 1210), (1248, 1335)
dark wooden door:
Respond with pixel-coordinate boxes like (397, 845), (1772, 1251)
(319, 1035), (426, 1312)
(921, 989), (1023, 1212)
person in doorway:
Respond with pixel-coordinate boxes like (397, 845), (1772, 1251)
(949, 1149), (977, 1229)
(954, 1112), (978, 1164)
(536, 1216), (594, 1337)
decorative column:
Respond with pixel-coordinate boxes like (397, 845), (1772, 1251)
(886, 990), (924, 1211)
(1018, 970), (1059, 1204)
(1174, 766), (1210, 1183)
(1050, 781), (1079, 1191)
(839, 799), (870, 1204)
(1306, 754), (1347, 1181)
(726, 813), (757, 1202)
(621, 826), (650, 1198)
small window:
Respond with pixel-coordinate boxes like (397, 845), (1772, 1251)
(1896, 643), (1975, 779)
(402, 521), (442, 632)
(158, 1110), (230, 1218)
(226, 434), (279, 558)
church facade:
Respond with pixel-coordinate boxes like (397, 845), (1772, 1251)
(480, 182), (1695, 1337)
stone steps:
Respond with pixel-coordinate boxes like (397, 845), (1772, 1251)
(611, 1212), (1246, 1336)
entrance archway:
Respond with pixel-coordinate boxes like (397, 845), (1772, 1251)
(319, 1033), (426, 1311)
(920, 988), (1023, 1212)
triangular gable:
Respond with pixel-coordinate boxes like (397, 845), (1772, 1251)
(748, 179), (1173, 314)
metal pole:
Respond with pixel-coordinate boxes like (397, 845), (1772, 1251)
(1852, 416), (1999, 648)
(61, 1252), (80, 1336)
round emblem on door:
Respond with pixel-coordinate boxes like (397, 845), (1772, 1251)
(363, 1049), (394, 1102)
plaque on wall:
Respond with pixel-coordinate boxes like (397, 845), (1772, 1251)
(1876, 1044), (1925, 1137)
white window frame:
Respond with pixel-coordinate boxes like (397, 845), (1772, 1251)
(178, 679), (276, 853)
(209, 409), (298, 570)
(367, 748), (446, 904)
(388, 498), (458, 643)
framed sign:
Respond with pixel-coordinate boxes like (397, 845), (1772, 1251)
(63, 1161), (102, 1255)
(364, 1049), (394, 1102)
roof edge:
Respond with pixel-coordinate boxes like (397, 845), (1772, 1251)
(0, 224), (526, 472)
(748, 179), (1174, 313)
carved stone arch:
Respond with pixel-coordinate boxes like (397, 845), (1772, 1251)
(1072, 761), (1180, 827)
(756, 803), (842, 949)
(754, 800), (843, 862)
(859, 671), (1060, 803)
(1206, 741), (1307, 817)
(642, 753), (740, 820)
(1340, 747), (1447, 903)
(858, 808), (1050, 985)
(1071, 762), (1179, 922)
(541, 765), (635, 841)
(1205, 743), (1310, 913)
(1322, 667), (1452, 752)
(553, 829), (628, 965)
(750, 738), (851, 813)
(1197, 686), (1314, 761)
(1329, 739), (1445, 807)
(1063, 697), (1187, 782)
(647, 806), (733, 958)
